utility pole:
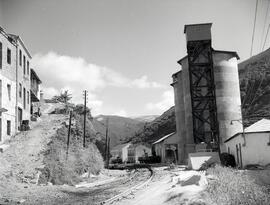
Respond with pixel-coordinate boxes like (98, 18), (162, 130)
(107, 137), (110, 168)
(104, 117), (109, 168)
(83, 90), (88, 148)
(66, 110), (72, 159)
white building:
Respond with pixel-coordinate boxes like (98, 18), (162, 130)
(110, 143), (131, 163)
(127, 144), (152, 163)
(153, 132), (179, 163)
(0, 26), (33, 143)
(225, 118), (270, 168)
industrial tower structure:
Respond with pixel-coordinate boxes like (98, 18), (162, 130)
(172, 23), (243, 163)
(185, 24), (219, 147)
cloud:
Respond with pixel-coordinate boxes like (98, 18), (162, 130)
(146, 90), (174, 113)
(32, 52), (164, 115)
(131, 75), (165, 88)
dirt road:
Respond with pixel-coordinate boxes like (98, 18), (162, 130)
(114, 167), (207, 205)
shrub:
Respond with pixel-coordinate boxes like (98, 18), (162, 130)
(220, 153), (236, 167)
(206, 165), (270, 205)
(41, 126), (103, 185)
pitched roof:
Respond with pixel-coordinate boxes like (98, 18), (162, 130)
(152, 132), (176, 145)
(224, 118), (270, 143)
(111, 143), (130, 151)
(245, 118), (270, 133)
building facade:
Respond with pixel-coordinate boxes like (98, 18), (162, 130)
(127, 144), (152, 163)
(225, 119), (270, 168)
(30, 68), (42, 116)
(153, 132), (179, 163)
(0, 27), (33, 143)
(0, 28), (17, 142)
(110, 143), (131, 163)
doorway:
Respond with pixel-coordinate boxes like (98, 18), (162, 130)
(18, 108), (22, 130)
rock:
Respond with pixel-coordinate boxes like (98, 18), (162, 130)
(180, 175), (201, 186)
(17, 199), (26, 204)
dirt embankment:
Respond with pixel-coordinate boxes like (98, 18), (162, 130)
(0, 102), (104, 204)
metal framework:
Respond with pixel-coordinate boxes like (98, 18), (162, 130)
(187, 40), (219, 146)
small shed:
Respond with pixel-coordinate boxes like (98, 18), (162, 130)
(127, 144), (152, 163)
(110, 143), (131, 163)
(225, 119), (270, 168)
(152, 132), (179, 163)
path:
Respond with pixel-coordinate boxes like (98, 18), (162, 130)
(115, 167), (207, 205)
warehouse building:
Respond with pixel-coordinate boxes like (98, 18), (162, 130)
(225, 118), (270, 168)
(152, 132), (179, 163)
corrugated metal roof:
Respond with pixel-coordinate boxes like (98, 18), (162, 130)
(245, 118), (270, 133)
(152, 132), (176, 145)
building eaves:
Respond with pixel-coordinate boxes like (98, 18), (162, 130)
(177, 49), (240, 66)
(0, 26), (17, 46)
(31, 68), (42, 83)
(224, 131), (270, 143)
(152, 132), (176, 145)
(8, 34), (32, 58)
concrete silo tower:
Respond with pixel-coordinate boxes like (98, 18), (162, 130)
(172, 23), (242, 163)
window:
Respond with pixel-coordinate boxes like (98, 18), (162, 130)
(23, 88), (26, 109)
(19, 50), (22, 66)
(0, 42), (2, 69)
(27, 61), (29, 75)
(7, 84), (11, 101)
(7, 48), (11, 64)
(27, 91), (29, 104)
(23, 55), (26, 75)
(19, 83), (22, 98)
(7, 121), (11, 135)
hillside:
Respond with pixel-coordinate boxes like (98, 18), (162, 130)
(239, 47), (270, 126)
(131, 115), (158, 122)
(129, 106), (176, 144)
(92, 115), (145, 148)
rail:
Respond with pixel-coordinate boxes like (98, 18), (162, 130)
(101, 166), (154, 205)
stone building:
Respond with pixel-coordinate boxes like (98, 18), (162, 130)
(0, 26), (33, 143)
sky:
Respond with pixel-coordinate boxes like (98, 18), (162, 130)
(0, 0), (269, 117)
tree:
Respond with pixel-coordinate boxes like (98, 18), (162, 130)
(52, 90), (72, 103)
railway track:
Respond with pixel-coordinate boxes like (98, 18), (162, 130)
(101, 165), (154, 205)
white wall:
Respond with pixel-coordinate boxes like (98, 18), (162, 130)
(226, 133), (270, 167)
(135, 145), (151, 163)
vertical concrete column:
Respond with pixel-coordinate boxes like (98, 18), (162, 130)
(181, 58), (195, 159)
(172, 71), (186, 163)
(213, 53), (242, 152)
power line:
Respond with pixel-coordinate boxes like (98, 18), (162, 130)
(262, 23), (270, 50)
(260, 0), (270, 51)
(250, 0), (259, 57)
